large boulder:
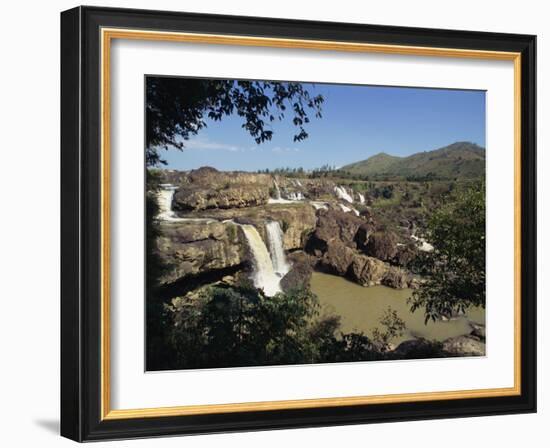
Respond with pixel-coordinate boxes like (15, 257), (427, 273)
(348, 254), (388, 286)
(156, 221), (247, 284)
(382, 266), (414, 289)
(442, 335), (486, 356)
(317, 241), (357, 276)
(354, 223), (375, 250)
(361, 231), (399, 262)
(393, 244), (418, 268)
(391, 338), (446, 359)
(306, 209), (364, 255)
(172, 167), (272, 211)
(280, 252), (313, 292)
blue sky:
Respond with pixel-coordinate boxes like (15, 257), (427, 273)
(159, 82), (485, 172)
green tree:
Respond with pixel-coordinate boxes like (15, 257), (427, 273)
(169, 285), (326, 369)
(146, 77), (324, 166)
(409, 182), (486, 322)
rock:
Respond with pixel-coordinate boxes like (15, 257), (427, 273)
(306, 209), (364, 255)
(172, 167), (272, 211)
(361, 231), (399, 262)
(157, 221), (247, 284)
(393, 244), (418, 268)
(382, 266), (413, 289)
(281, 253), (313, 292)
(265, 206), (317, 251)
(317, 241), (356, 276)
(354, 223), (375, 250)
(348, 255), (388, 286)
(469, 322), (486, 340)
(184, 203), (316, 251)
(391, 338), (446, 359)
(442, 335), (486, 356)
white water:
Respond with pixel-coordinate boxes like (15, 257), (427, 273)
(240, 224), (283, 296)
(411, 234), (434, 252)
(338, 203), (360, 216)
(334, 186), (353, 203)
(157, 185), (179, 220)
(311, 201), (328, 210)
(358, 193), (365, 204)
(287, 192), (304, 201)
(273, 178), (282, 200)
(157, 184), (215, 223)
(266, 221), (291, 277)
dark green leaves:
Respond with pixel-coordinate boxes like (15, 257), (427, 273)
(146, 78), (324, 166)
(409, 182), (486, 323)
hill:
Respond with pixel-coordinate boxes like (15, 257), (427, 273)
(341, 142), (485, 180)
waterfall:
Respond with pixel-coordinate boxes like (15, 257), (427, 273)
(338, 203), (360, 216)
(240, 224), (283, 296)
(287, 192), (304, 201)
(157, 184), (178, 220)
(358, 193), (365, 204)
(334, 186), (353, 203)
(273, 178), (282, 200)
(266, 221), (291, 277)
(156, 184), (214, 223)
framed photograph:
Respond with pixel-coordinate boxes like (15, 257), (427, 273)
(60, 6), (536, 442)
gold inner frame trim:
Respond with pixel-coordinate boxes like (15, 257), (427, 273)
(100, 27), (522, 421)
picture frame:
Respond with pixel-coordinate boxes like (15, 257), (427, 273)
(60, 5), (536, 442)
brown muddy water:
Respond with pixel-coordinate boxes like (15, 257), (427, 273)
(310, 272), (485, 344)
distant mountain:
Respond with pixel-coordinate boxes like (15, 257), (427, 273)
(341, 142), (485, 180)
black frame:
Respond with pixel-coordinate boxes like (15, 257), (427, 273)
(61, 6), (537, 442)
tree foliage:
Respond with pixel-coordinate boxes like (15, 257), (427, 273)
(146, 77), (324, 166)
(160, 284), (390, 370)
(409, 182), (486, 322)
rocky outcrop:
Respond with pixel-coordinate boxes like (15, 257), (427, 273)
(442, 335), (486, 356)
(172, 167), (271, 211)
(391, 333), (486, 359)
(157, 220), (247, 284)
(306, 209), (417, 289)
(360, 231), (398, 262)
(391, 338), (446, 359)
(281, 252), (313, 292)
(317, 241), (357, 276)
(306, 209), (364, 255)
(184, 202), (317, 251)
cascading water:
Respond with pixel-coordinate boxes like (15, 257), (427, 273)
(273, 178), (282, 200)
(157, 184), (215, 223)
(266, 221), (290, 277)
(334, 186), (353, 203)
(240, 224), (283, 296)
(157, 184), (178, 220)
(338, 203), (360, 216)
(287, 192), (304, 201)
(358, 193), (365, 204)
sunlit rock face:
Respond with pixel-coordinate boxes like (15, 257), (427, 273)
(172, 167), (272, 211)
(156, 221), (247, 285)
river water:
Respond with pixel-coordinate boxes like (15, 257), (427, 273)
(310, 272), (485, 343)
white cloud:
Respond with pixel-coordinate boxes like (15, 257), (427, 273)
(183, 136), (243, 152)
(271, 146), (301, 153)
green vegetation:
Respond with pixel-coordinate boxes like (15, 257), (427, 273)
(409, 182), (486, 322)
(146, 78), (324, 166)
(163, 284), (386, 369)
(340, 142), (485, 181)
